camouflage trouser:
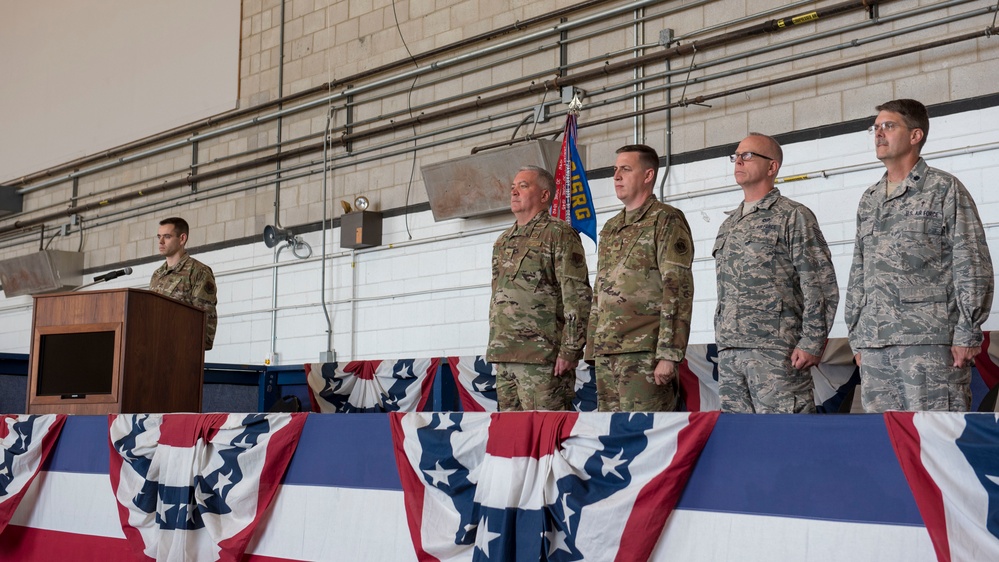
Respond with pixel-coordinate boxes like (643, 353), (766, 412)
(594, 351), (679, 412)
(717, 348), (816, 414)
(858, 345), (971, 412)
(494, 362), (574, 411)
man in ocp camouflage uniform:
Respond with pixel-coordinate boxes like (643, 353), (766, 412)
(713, 133), (839, 413)
(846, 99), (993, 412)
(588, 144), (693, 412)
(486, 166), (592, 411)
(149, 217), (218, 350)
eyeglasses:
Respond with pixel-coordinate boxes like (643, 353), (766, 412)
(729, 151), (774, 163)
(868, 121), (905, 134)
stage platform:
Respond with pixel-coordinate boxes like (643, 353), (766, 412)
(2, 412), (951, 561)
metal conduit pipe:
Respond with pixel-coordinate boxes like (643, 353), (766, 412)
(320, 108), (335, 358)
(649, 2), (994, 96)
(5, 0), (621, 189)
(658, 42), (674, 201)
(663, 141), (999, 203)
(8, 138), (999, 316)
(0, 140), (323, 235)
(523, 0), (992, 140)
(471, 21), (998, 154)
(12, 0), (867, 197)
(4, 96), (549, 235)
(36, 104), (538, 234)
(160, 0), (669, 146)
(338, 0), (892, 153)
(60, 168), (324, 235)
(9, 0), (888, 197)
(632, 6), (645, 143)
(22, 104), (548, 241)
(100, 0), (980, 199)
(3, 18), (987, 239)
(349, 249), (358, 358)
(3, 5), (985, 241)
(3, 35), (980, 235)
(352, 0), (972, 135)
(7, 0), (664, 193)
(22, 137), (322, 218)
(306, 0), (720, 136)
(92, 0), (982, 210)
(269, 0), (289, 363)
(25, 0), (976, 219)
(603, 0), (985, 102)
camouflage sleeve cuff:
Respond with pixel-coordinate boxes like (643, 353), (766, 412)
(559, 347), (584, 363)
(847, 337), (862, 355)
(657, 348), (685, 363)
(952, 327), (984, 348)
(795, 338), (826, 357)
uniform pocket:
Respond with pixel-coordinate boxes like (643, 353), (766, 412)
(897, 286), (947, 303)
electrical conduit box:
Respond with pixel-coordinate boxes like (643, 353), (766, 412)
(340, 211), (383, 249)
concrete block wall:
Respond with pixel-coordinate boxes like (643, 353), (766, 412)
(5, 1), (997, 270)
(5, 103), (996, 365)
(2, 1), (999, 366)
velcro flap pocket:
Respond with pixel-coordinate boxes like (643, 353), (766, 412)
(898, 286), (947, 303)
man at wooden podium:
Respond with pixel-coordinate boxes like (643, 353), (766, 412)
(149, 217), (218, 350)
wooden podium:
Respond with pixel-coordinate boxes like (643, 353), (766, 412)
(26, 288), (206, 415)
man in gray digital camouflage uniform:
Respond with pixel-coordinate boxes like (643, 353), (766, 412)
(846, 99), (993, 412)
(713, 133), (839, 413)
(486, 166), (592, 411)
(149, 217), (219, 350)
(588, 144), (694, 412)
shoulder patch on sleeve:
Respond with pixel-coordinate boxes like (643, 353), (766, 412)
(663, 224), (694, 268)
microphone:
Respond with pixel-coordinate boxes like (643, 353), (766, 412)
(94, 267), (133, 283)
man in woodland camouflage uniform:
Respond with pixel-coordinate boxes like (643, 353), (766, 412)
(149, 217), (219, 350)
(846, 99), (993, 412)
(588, 144), (693, 412)
(713, 133), (839, 413)
(486, 166), (592, 410)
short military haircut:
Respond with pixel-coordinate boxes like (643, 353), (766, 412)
(747, 132), (783, 166)
(519, 165), (555, 195)
(159, 217), (190, 237)
(616, 144), (660, 184)
(876, 98), (930, 150)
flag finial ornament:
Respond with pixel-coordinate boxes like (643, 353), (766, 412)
(567, 93), (583, 114)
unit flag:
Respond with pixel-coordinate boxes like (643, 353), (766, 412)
(551, 97), (597, 244)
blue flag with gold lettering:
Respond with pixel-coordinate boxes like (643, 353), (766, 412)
(552, 114), (597, 243)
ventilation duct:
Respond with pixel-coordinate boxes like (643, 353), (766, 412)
(0, 251), (84, 297)
(420, 140), (571, 221)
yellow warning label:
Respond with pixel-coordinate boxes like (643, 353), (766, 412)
(792, 12), (819, 25)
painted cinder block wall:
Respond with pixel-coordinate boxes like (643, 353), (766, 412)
(1, 0), (997, 365)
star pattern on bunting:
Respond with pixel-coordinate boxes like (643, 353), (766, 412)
(425, 461), (456, 487)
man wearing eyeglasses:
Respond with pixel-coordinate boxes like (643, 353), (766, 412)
(846, 99), (993, 412)
(588, 144), (694, 412)
(713, 133), (839, 413)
